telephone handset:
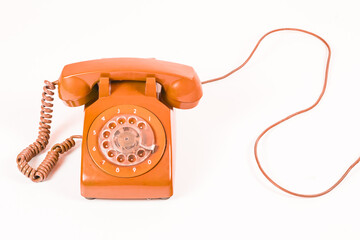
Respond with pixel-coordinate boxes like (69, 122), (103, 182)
(58, 58), (202, 109)
(17, 28), (360, 199)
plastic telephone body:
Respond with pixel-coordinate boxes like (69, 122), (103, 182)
(57, 58), (202, 199)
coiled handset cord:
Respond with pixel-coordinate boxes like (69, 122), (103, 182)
(202, 28), (360, 197)
(16, 80), (82, 182)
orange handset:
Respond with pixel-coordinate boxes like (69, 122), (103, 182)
(17, 58), (202, 199)
(17, 29), (360, 199)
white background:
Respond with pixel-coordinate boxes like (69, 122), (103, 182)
(1, 0), (359, 239)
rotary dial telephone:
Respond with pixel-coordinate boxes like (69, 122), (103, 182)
(16, 28), (360, 199)
(17, 57), (202, 199)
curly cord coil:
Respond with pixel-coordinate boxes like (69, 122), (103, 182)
(16, 80), (82, 182)
(202, 28), (360, 197)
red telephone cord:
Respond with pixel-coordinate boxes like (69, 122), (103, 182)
(202, 28), (360, 197)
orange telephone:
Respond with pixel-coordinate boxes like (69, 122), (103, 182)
(17, 28), (360, 199)
(17, 58), (202, 199)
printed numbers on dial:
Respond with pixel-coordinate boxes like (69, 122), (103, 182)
(87, 104), (165, 178)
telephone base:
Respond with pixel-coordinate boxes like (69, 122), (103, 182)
(80, 81), (174, 200)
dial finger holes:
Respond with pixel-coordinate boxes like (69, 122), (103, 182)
(108, 122), (116, 129)
(108, 150), (116, 158)
(103, 131), (110, 138)
(117, 117), (126, 125)
(129, 117), (136, 124)
(117, 154), (126, 163)
(102, 141), (110, 149)
(138, 122), (146, 129)
(97, 111), (157, 168)
(137, 149), (145, 157)
(128, 154), (136, 162)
